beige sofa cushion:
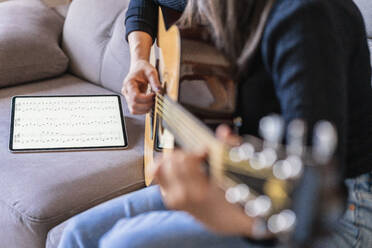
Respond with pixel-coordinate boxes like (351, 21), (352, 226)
(369, 40), (372, 66)
(0, 0), (68, 88)
(46, 221), (68, 248)
(62, 0), (131, 94)
(0, 74), (145, 248)
(354, 0), (372, 38)
(354, 0), (372, 73)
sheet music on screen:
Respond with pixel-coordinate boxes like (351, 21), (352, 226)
(10, 96), (128, 151)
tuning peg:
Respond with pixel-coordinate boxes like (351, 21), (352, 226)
(244, 195), (272, 217)
(251, 148), (277, 170)
(267, 209), (296, 234)
(228, 142), (255, 163)
(259, 114), (284, 149)
(229, 147), (241, 163)
(225, 184), (251, 204)
(253, 115), (284, 170)
(312, 121), (337, 165)
(239, 143), (255, 160)
(273, 155), (303, 180)
(287, 119), (307, 156)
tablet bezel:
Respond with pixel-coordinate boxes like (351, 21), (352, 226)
(9, 95), (129, 153)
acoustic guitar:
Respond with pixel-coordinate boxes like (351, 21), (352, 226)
(144, 7), (345, 245)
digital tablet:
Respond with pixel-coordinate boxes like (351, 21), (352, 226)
(9, 95), (128, 152)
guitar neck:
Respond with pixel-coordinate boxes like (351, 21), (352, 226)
(155, 94), (222, 153)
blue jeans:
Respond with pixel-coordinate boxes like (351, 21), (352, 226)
(58, 173), (372, 248)
(324, 172), (372, 248)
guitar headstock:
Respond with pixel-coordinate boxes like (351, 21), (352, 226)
(221, 115), (341, 240)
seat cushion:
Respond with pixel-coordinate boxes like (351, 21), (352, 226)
(46, 220), (67, 248)
(0, 75), (145, 248)
(354, 0), (372, 38)
(0, 0), (68, 88)
(369, 39), (372, 66)
(354, 0), (372, 77)
(52, 4), (70, 18)
(62, 0), (131, 94)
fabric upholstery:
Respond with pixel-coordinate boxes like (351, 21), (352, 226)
(62, 0), (131, 94)
(354, 0), (372, 76)
(369, 39), (372, 67)
(46, 221), (67, 248)
(52, 4), (70, 18)
(0, 74), (145, 248)
(354, 0), (372, 38)
(0, 0), (68, 88)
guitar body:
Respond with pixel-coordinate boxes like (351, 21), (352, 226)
(144, 7), (181, 185)
(144, 7), (235, 185)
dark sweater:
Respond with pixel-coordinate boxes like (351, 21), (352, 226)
(125, 0), (372, 178)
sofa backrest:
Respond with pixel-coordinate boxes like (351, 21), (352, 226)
(62, 0), (130, 94)
(62, 0), (371, 94)
(354, 0), (372, 67)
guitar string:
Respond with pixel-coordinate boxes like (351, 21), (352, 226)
(155, 98), (212, 151)
(154, 103), (251, 189)
(155, 95), (216, 148)
(155, 95), (271, 180)
(155, 95), (269, 176)
(158, 94), (254, 165)
(156, 104), (271, 181)
(153, 95), (290, 207)
(156, 95), (216, 146)
(155, 102), (271, 195)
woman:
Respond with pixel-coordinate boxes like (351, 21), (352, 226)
(58, 0), (372, 247)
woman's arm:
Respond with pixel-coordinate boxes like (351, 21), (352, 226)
(123, 0), (160, 114)
(123, 0), (187, 114)
(261, 1), (348, 169)
(125, 0), (187, 42)
(125, 0), (159, 42)
(122, 31), (161, 114)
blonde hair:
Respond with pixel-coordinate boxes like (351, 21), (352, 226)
(179, 0), (275, 69)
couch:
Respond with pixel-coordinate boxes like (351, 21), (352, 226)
(358, 0), (372, 67)
(0, 0), (144, 247)
(0, 0), (371, 248)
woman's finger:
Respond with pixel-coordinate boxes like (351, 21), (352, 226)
(153, 156), (167, 186)
(122, 81), (155, 114)
(124, 80), (154, 103)
(145, 67), (162, 93)
(216, 124), (242, 146)
(156, 153), (177, 192)
(130, 102), (154, 114)
(216, 124), (232, 140)
(130, 92), (154, 105)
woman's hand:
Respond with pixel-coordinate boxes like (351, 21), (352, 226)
(122, 31), (161, 115)
(154, 150), (210, 212)
(122, 59), (161, 114)
(153, 125), (264, 238)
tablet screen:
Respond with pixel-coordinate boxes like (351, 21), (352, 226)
(9, 95), (128, 152)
